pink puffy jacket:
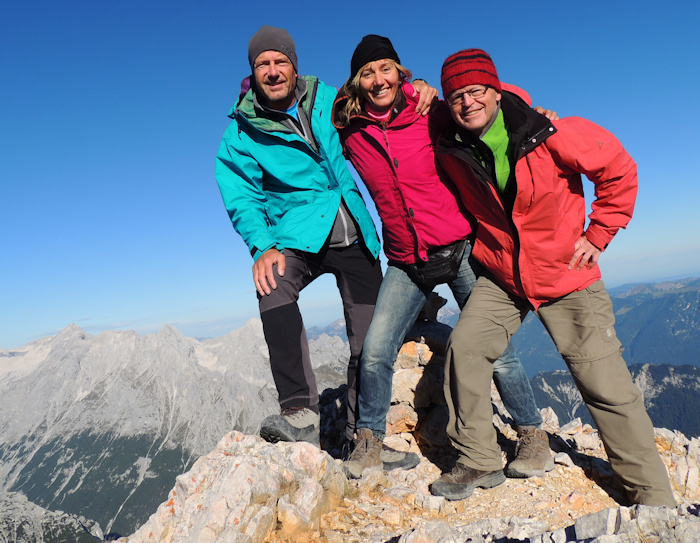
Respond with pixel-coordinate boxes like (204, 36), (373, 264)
(333, 83), (474, 265)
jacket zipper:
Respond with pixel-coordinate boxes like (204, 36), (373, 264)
(443, 141), (531, 304)
(377, 121), (425, 261)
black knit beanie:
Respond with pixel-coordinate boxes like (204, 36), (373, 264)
(350, 34), (400, 78)
(248, 25), (298, 73)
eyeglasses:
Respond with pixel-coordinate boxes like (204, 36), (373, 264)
(447, 86), (490, 108)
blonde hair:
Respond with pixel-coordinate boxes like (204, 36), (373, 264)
(337, 60), (412, 128)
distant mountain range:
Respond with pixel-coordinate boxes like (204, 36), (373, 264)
(309, 277), (700, 436)
(308, 319), (349, 342)
(313, 277), (700, 377)
(0, 321), (348, 540)
(531, 363), (700, 438)
(0, 492), (102, 542)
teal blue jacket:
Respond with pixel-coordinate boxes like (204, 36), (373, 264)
(215, 76), (380, 262)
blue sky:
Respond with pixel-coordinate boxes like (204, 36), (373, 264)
(2, 1), (699, 349)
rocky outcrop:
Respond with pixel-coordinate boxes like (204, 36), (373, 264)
(117, 424), (700, 542)
(121, 433), (345, 542)
(0, 320), (350, 536)
(118, 332), (700, 542)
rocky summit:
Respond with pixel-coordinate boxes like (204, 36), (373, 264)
(117, 324), (700, 543)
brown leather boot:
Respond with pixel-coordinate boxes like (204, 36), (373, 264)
(343, 428), (382, 479)
(506, 427), (554, 478)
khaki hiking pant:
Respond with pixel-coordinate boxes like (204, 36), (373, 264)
(445, 275), (675, 507)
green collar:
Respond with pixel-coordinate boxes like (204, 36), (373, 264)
(481, 108), (513, 194)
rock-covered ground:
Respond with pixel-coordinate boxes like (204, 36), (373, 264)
(118, 424), (700, 542)
(118, 330), (700, 542)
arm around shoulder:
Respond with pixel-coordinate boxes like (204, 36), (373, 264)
(501, 82), (531, 106)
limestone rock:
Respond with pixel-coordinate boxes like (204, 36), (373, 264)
(118, 432), (344, 543)
(392, 368), (433, 408)
(394, 341), (433, 369)
(118, 332), (700, 543)
(386, 403), (418, 435)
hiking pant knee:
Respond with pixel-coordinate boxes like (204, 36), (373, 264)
(539, 281), (675, 506)
(258, 245), (381, 439)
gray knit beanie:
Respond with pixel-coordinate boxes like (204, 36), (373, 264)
(248, 25), (298, 73)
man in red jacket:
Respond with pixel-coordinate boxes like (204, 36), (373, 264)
(430, 49), (675, 507)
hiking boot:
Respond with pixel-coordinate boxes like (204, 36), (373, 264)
(343, 428), (382, 479)
(430, 463), (505, 501)
(340, 438), (355, 461)
(259, 406), (320, 445)
(506, 427), (554, 478)
(380, 445), (420, 472)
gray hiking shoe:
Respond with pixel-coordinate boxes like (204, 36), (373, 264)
(506, 427), (554, 478)
(259, 406), (320, 445)
(343, 428), (382, 479)
(380, 445), (420, 472)
(430, 463), (505, 501)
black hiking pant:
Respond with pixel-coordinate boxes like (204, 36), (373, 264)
(258, 243), (382, 440)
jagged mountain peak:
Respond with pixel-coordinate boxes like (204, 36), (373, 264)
(58, 322), (88, 338)
(0, 319), (286, 535)
(3, 310), (700, 540)
(0, 491), (103, 542)
(306, 318), (347, 340)
(199, 318), (263, 346)
(152, 323), (187, 342)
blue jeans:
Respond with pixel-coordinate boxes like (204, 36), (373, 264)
(357, 241), (542, 438)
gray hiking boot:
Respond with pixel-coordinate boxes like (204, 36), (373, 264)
(506, 427), (554, 478)
(430, 463), (505, 501)
(343, 428), (382, 479)
(380, 445), (420, 472)
(259, 406), (320, 445)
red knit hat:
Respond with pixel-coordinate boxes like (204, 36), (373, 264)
(441, 49), (501, 99)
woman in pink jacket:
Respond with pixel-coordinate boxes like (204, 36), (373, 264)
(332, 35), (550, 479)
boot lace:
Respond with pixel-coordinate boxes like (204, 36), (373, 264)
(515, 431), (547, 460)
(350, 430), (378, 462)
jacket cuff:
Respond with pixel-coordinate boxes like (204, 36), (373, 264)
(251, 242), (278, 261)
(584, 227), (610, 252)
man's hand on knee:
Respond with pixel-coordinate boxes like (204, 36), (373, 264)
(253, 248), (286, 295)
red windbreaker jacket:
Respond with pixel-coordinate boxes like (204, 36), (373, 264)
(436, 92), (637, 309)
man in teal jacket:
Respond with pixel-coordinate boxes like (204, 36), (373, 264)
(215, 25), (382, 446)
